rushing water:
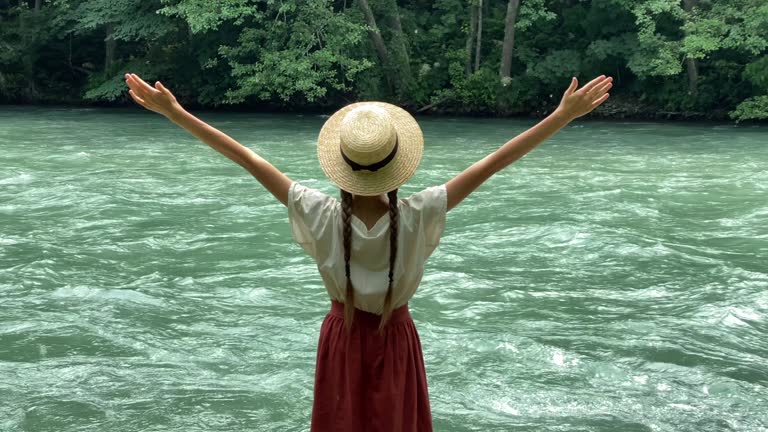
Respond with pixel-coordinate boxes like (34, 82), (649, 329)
(1, 106), (767, 432)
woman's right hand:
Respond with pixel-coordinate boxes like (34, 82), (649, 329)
(125, 73), (183, 118)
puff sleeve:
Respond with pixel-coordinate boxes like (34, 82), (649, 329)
(287, 181), (339, 261)
(401, 184), (448, 260)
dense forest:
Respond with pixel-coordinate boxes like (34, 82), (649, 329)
(1, 0), (767, 120)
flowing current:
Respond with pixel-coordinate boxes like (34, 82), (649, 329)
(1, 107), (767, 431)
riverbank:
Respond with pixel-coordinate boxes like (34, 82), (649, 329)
(1, 95), (761, 124)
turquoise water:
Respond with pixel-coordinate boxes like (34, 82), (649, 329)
(1, 107), (767, 431)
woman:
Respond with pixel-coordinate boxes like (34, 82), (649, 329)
(125, 72), (612, 431)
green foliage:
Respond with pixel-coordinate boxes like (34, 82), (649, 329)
(587, 35), (636, 61)
(683, 0), (768, 57)
(60, 0), (172, 40)
(0, 0), (766, 120)
(449, 68), (500, 112)
(83, 69), (134, 101)
(158, 0), (262, 33)
(730, 96), (768, 120)
(516, 0), (557, 31)
(527, 49), (582, 85)
(83, 61), (163, 101)
(681, 16), (727, 59)
(744, 56), (768, 91)
(627, 0), (685, 77)
(628, 36), (682, 77)
(215, 0), (372, 103)
(422, 47), (499, 113)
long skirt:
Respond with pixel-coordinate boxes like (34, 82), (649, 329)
(310, 299), (433, 432)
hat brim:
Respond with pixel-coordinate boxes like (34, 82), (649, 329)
(317, 102), (423, 196)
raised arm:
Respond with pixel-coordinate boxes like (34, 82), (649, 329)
(124, 73), (292, 206)
(444, 75), (613, 212)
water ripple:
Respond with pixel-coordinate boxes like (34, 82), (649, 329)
(1, 109), (767, 431)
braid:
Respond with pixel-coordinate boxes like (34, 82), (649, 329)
(341, 189), (355, 332)
(378, 189), (399, 335)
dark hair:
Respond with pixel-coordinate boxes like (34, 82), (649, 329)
(340, 189), (399, 335)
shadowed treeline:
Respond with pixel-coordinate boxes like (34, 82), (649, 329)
(1, 0), (767, 121)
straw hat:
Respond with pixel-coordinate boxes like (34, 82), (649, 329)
(317, 101), (423, 196)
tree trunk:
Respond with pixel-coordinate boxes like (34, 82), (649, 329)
(499, 0), (520, 79)
(683, 0), (699, 96)
(388, 4), (411, 74)
(386, 0), (412, 92)
(105, 23), (116, 74)
(474, 0), (483, 72)
(465, 3), (478, 77)
(18, 0), (37, 101)
(357, 0), (393, 90)
(685, 57), (699, 96)
(34, 0), (42, 13)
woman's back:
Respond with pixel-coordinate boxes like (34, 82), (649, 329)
(287, 180), (448, 315)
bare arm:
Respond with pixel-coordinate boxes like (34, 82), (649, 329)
(124, 73), (292, 206)
(445, 75), (613, 212)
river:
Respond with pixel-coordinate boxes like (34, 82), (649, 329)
(1, 107), (767, 431)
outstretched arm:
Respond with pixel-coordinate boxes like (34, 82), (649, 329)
(125, 73), (292, 206)
(444, 75), (613, 212)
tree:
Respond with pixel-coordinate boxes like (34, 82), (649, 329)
(500, 0), (521, 80)
(383, 0), (413, 97)
(1, 0), (766, 120)
(465, 0), (478, 77)
(682, 0), (768, 119)
(474, 0), (482, 73)
(358, 0), (392, 90)
(166, 0), (372, 104)
(682, 0), (699, 96)
(54, 0), (178, 100)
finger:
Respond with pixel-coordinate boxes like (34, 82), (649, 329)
(131, 73), (159, 95)
(131, 73), (153, 91)
(155, 81), (170, 95)
(565, 77), (578, 96)
(592, 93), (610, 106)
(579, 75), (607, 94)
(589, 77), (613, 96)
(592, 80), (613, 98)
(127, 73), (144, 91)
(125, 74), (139, 91)
(126, 75), (148, 98)
(129, 89), (147, 106)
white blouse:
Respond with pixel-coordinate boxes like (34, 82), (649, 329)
(287, 181), (448, 314)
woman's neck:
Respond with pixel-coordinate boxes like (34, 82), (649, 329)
(353, 193), (387, 207)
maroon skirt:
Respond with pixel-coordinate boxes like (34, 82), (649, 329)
(310, 299), (433, 432)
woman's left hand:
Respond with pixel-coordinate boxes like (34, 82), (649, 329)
(125, 73), (182, 118)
